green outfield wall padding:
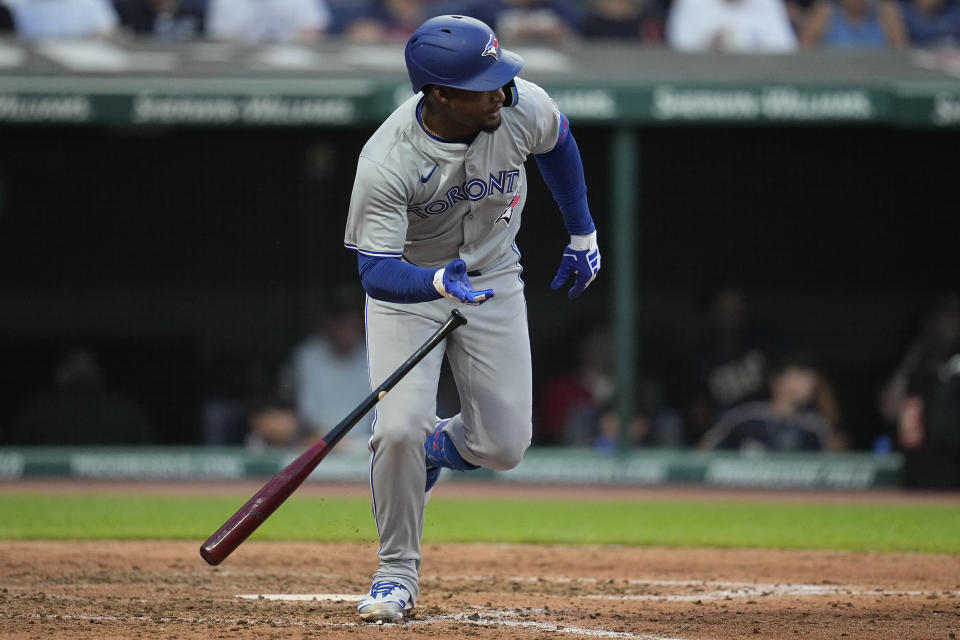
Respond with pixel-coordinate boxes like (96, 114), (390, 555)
(0, 43), (959, 128)
(0, 447), (901, 489)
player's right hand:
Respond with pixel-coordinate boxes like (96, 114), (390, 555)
(551, 231), (601, 299)
(433, 259), (494, 306)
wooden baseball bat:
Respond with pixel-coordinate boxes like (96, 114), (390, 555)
(199, 309), (467, 566)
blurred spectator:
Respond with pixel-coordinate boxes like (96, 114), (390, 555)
(699, 354), (834, 451)
(594, 375), (685, 449)
(0, 5), (14, 32)
(201, 354), (278, 445)
(889, 295), (960, 488)
(880, 294), (960, 425)
(3, 0), (118, 39)
(283, 286), (372, 450)
(800, 0), (908, 47)
(113, 0), (206, 40)
(784, 0), (817, 34)
(666, 0), (798, 52)
(539, 325), (682, 448)
(539, 325), (616, 445)
(244, 397), (302, 449)
(437, 0), (582, 43)
(341, 0), (428, 42)
(8, 348), (153, 445)
(581, 0), (665, 42)
(901, 0), (960, 47)
(207, 0), (331, 43)
(681, 288), (773, 443)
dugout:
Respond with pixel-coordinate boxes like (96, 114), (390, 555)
(0, 41), (958, 455)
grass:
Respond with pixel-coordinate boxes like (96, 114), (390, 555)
(1, 493), (959, 553)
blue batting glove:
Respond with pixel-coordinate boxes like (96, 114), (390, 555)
(551, 231), (601, 299)
(433, 258), (494, 305)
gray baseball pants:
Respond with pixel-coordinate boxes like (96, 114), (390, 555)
(363, 258), (532, 604)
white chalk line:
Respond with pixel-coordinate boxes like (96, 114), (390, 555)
(7, 576), (956, 640)
(0, 612), (351, 629)
(237, 578), (960, 605)
(238, 593), (363, 602)
(447, 575), (957, 592)
(432, 612), (684, 640)
(454, 575), (960, 598)
(0, 611), (682, 640)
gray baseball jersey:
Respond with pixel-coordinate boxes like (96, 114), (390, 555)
(343, 76), (561, 272)
(344, 78), (562, 605)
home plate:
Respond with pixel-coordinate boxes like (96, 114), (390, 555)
(237, 593), (364, 602)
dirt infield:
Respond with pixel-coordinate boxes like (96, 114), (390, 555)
(1, 540), (958, 640)
(2, 481), (959, 638)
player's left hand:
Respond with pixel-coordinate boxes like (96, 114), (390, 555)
(551, 231), (601, 299)
(434, 258), (495, 305)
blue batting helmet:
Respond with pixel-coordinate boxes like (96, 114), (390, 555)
(404, 15), (524, 95)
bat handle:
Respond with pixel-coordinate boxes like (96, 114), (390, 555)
(449, 308), (467, 326)
(323, 309), (466, 449)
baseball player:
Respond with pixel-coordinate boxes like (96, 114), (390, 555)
(344, 14), (600, 623)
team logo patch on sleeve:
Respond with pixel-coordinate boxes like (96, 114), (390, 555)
(495, 192), (521, 225)
(482, 34), (499, 60)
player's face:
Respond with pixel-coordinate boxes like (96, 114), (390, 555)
(439, 86), (505, 133)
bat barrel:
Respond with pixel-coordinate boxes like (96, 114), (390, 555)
(200, 439), (330, 565)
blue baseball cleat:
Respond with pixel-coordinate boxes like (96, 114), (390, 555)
(357, 580), (412, 622)
(424, 419), (450, 492)
(425, 465), (442, 493)
(424, 418), (481, 492)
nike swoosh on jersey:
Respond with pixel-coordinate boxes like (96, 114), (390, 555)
(420, 163), (438, 183)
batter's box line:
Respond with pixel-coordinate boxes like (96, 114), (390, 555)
(1, 611), (686, 640)
(431, 575), (960, 600)
(237, 583), (960, 605)
(425, 612), (686, 640)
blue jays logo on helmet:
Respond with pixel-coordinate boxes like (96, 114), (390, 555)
(482, 34), (499, 60)
(405, 15), (523, 94)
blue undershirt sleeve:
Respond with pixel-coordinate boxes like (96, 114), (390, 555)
(357, 253), (442, 304)
(534, 112), (596, 236)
